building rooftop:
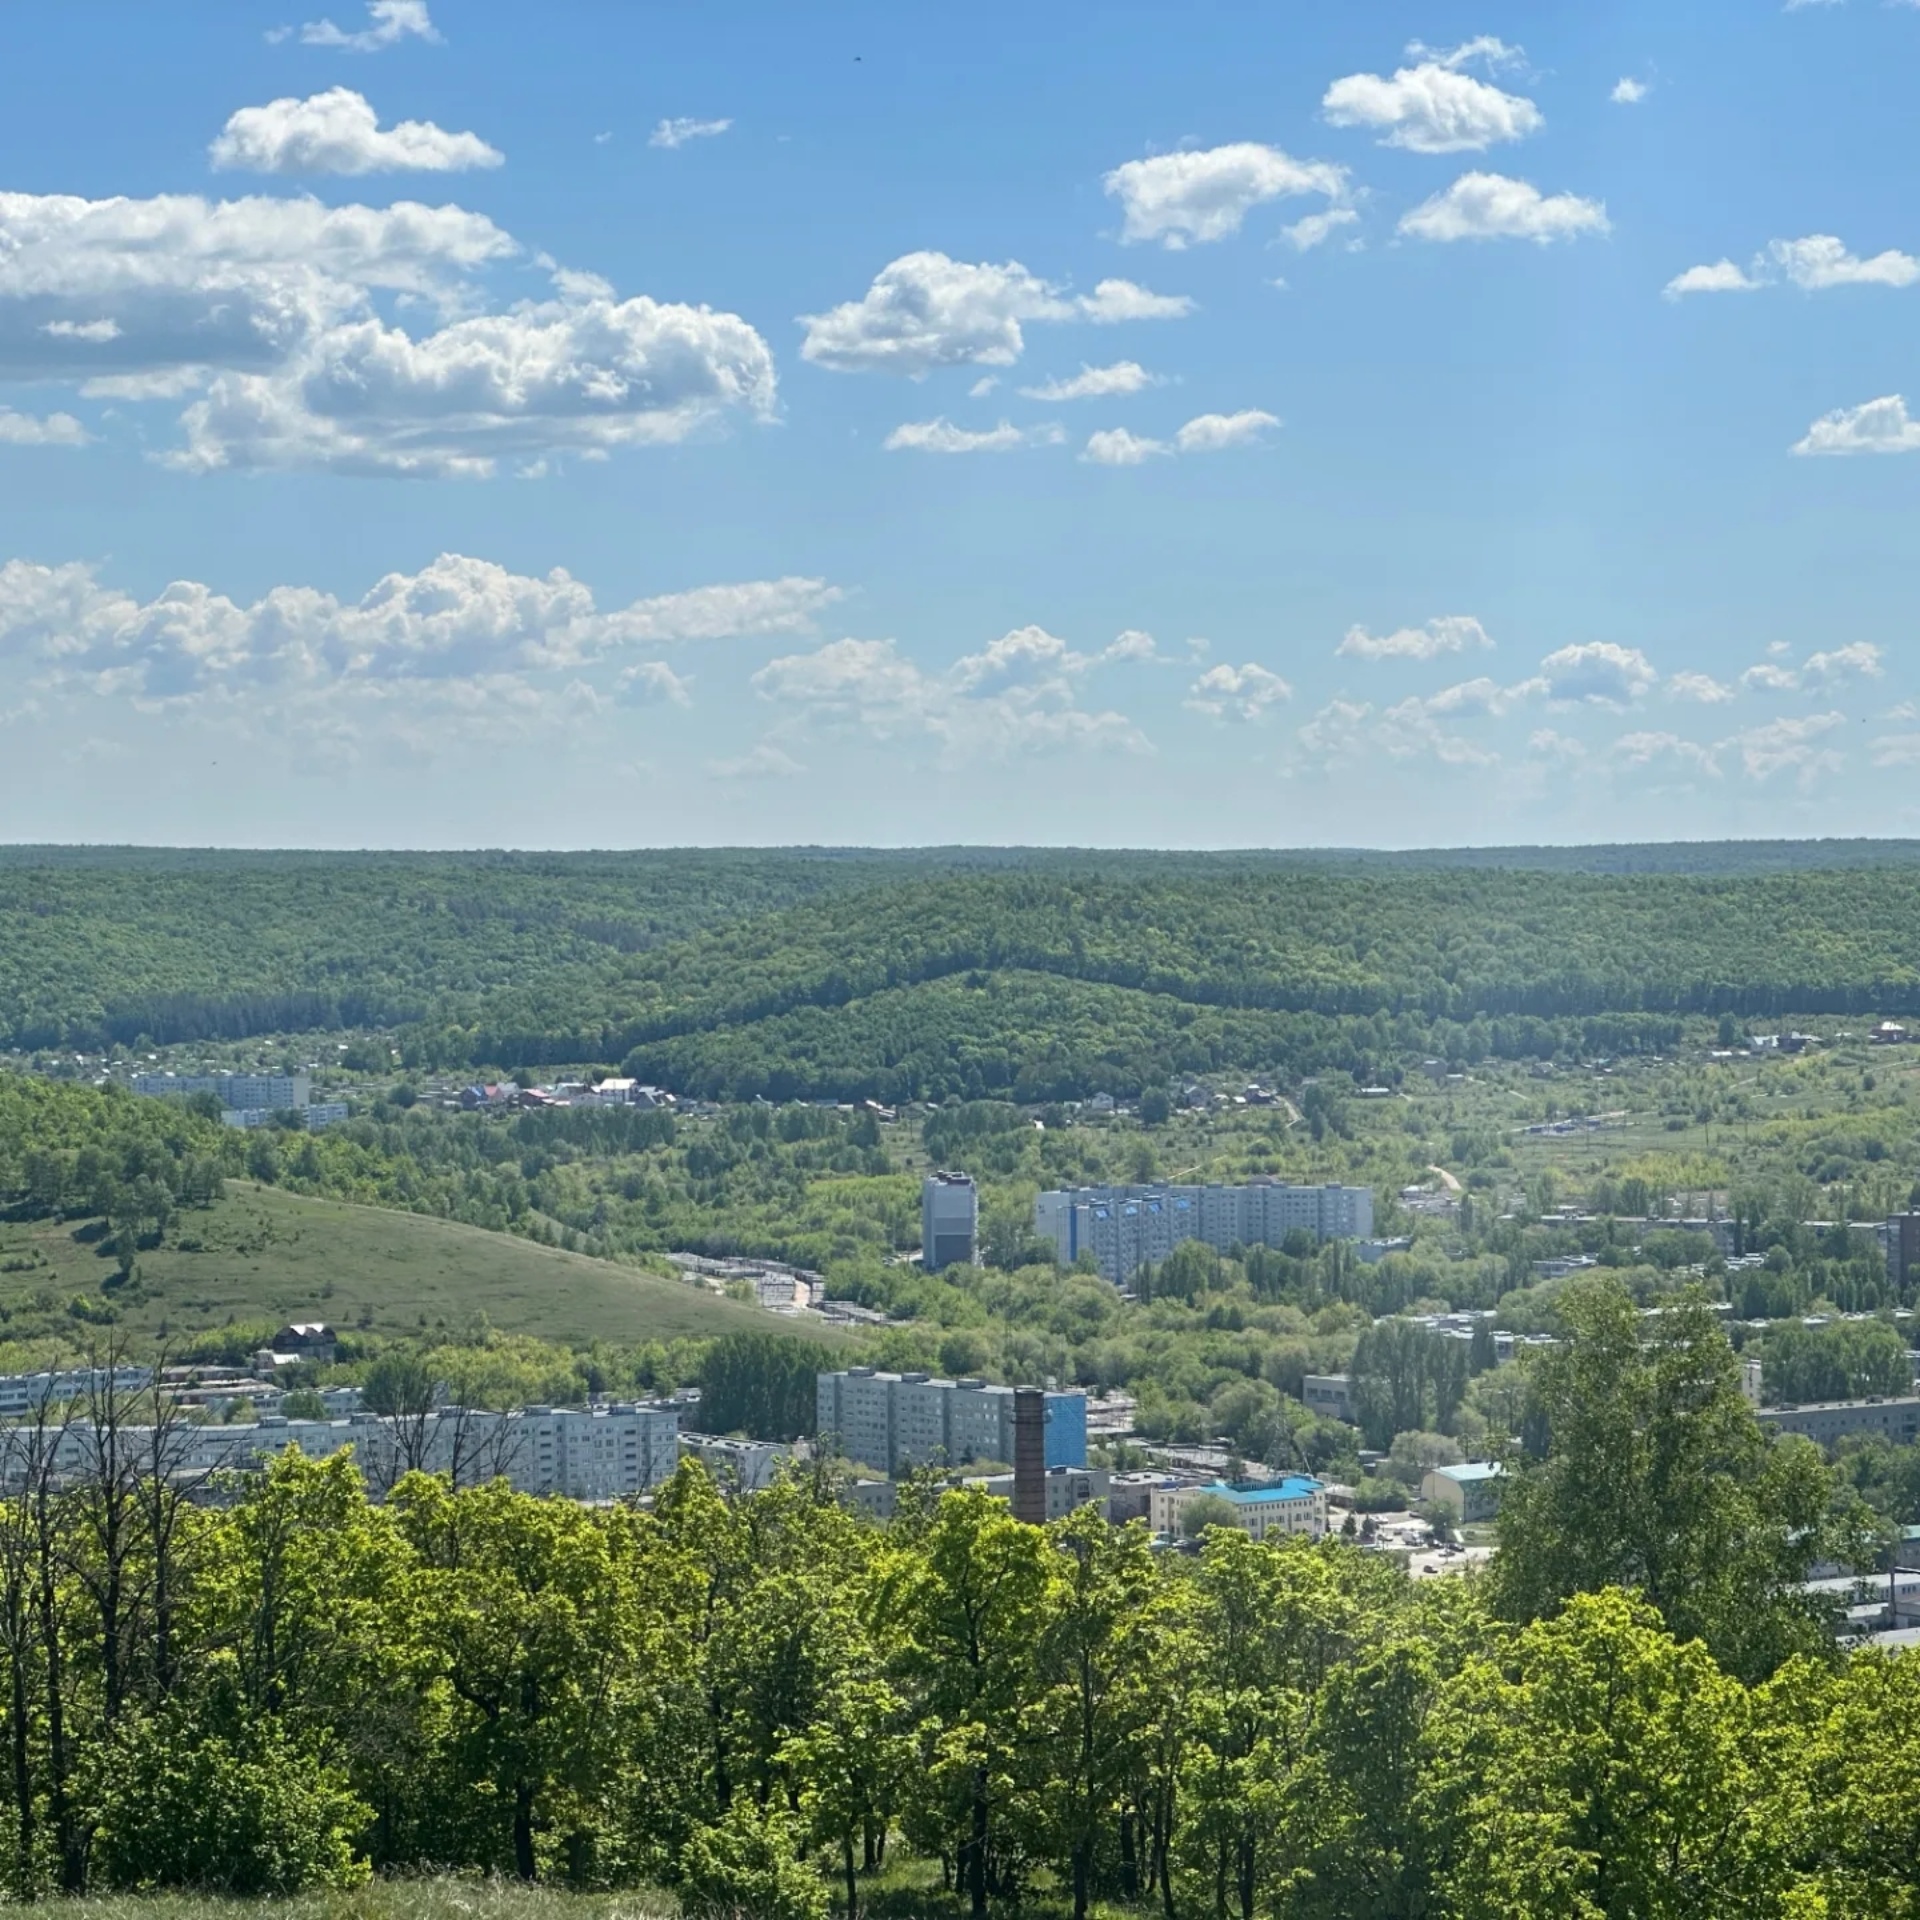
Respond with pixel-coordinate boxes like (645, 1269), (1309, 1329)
(1758, 1396), (1920, 1414)
(1203, 1476), (1323, 1504)
(1432, 1461), (1505, 1485)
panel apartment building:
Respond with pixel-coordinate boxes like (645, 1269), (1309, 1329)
(0, 1402), (682, 1503)
(816, 1369), (1089, 1477)
(1034, 1181), (1374, 1284)
(133, 1072), (310, 1110)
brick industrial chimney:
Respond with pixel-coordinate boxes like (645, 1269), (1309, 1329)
(1012, 1387), (1047, 1525)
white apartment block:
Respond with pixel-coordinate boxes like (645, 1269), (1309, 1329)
(133, 1073), (310, 1111)
(0, 1402), (680, 1503)
(0, 1367), (151, 1419)
(1034, 1181), (1374, 1283)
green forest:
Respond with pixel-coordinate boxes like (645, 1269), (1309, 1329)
(14, 850), (1920, 1099)
(0, 1284), (1905, 1920)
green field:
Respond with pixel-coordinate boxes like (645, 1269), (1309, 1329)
(0, 1182), (844, 1351)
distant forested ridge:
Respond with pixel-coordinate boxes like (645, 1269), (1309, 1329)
(9, 847), (1920, 1098)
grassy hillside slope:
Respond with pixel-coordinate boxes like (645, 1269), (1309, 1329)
(0, 1182), (841, 1350)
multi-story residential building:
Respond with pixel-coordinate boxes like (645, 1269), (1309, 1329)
(816, 1369), (1088, 1476)
(219, 1102), (350, 1132)
(133, 1072), (310, 1110)
(1757, 1397), (1920, 1448)
(1148, 1476), (1328, 1542)
(679, 1433), (793, 1491)
(0, 1367), (152, 1419)
(0, 1402), (680, 1503)
(1033, 1181), (1374, 1284)
(922, 1172), (979, 1272)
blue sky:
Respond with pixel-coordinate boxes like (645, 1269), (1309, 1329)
(2, 0), (1919, 849)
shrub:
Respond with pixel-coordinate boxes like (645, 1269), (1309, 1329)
(679, 1801), (826, 1920)
(94, 1712), (369, 1894)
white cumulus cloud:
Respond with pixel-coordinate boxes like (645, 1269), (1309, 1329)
(1610, 730), (1719, 776)
(173, 290), (776, 477)
(1793, 394), (1920, 456)
(1337, 615), (1493, 661)
(1186, 662), (1292, 720)
(1019, 361), (1154, 401)
(1322, 59), (1541, 153)
(883, 418), (1038, 453)
(298, 1), (438, 50)
(798, 258), (1193, 378)
(1103, 142), (1347, 249)
(1082, 427), (1169, 465)
(1663, 259), (1763, 298)
(1536, 641), (1656, 705)
(649, 117), (732, 150)
(1667, 670), (1734, 703)
(1803, 641), (1885, 684)
(1076, 278), (1195, 323)
(1280, 209), (1360, 251)
(1747, 642), (1886, 691)
(0, 190), (771, 475)
(1377, 685), (1505, 763)
(0, 409), (88, 447)
(0, 189), (513, 378)
(1406, 37), (1527, 71)
(1666, 236), (1920, 303)
(211, 89), (501, 174)
(1770, 234), (1920, 289)
(1175, 409), (1279, 451)
(41, 318), (120, 342)
(0, 551), (839, 703)
(1727, 711), (1845, 782)
(799, 252), (1070, 375)
(751, 625), (1150, 765)
(615, 661), (692, 707)
(1400, 172), (1609, 243)
(1611, 77), (1649, 104)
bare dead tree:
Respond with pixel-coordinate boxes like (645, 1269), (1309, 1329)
(0, 1408), (59, 1897)
(71, 1339), (145, 1725)
(443, 1405), (530, 1494)
(22, 1399), (85, 1891)
(129, 1351), (215, 1704)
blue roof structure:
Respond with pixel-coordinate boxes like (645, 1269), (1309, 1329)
(1205, 1476), (1323, 1504)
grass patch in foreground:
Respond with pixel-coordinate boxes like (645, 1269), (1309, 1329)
(47, 1886), (671, 1920)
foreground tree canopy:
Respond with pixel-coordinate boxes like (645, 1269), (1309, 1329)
(0, 1324), (1902, 1918)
